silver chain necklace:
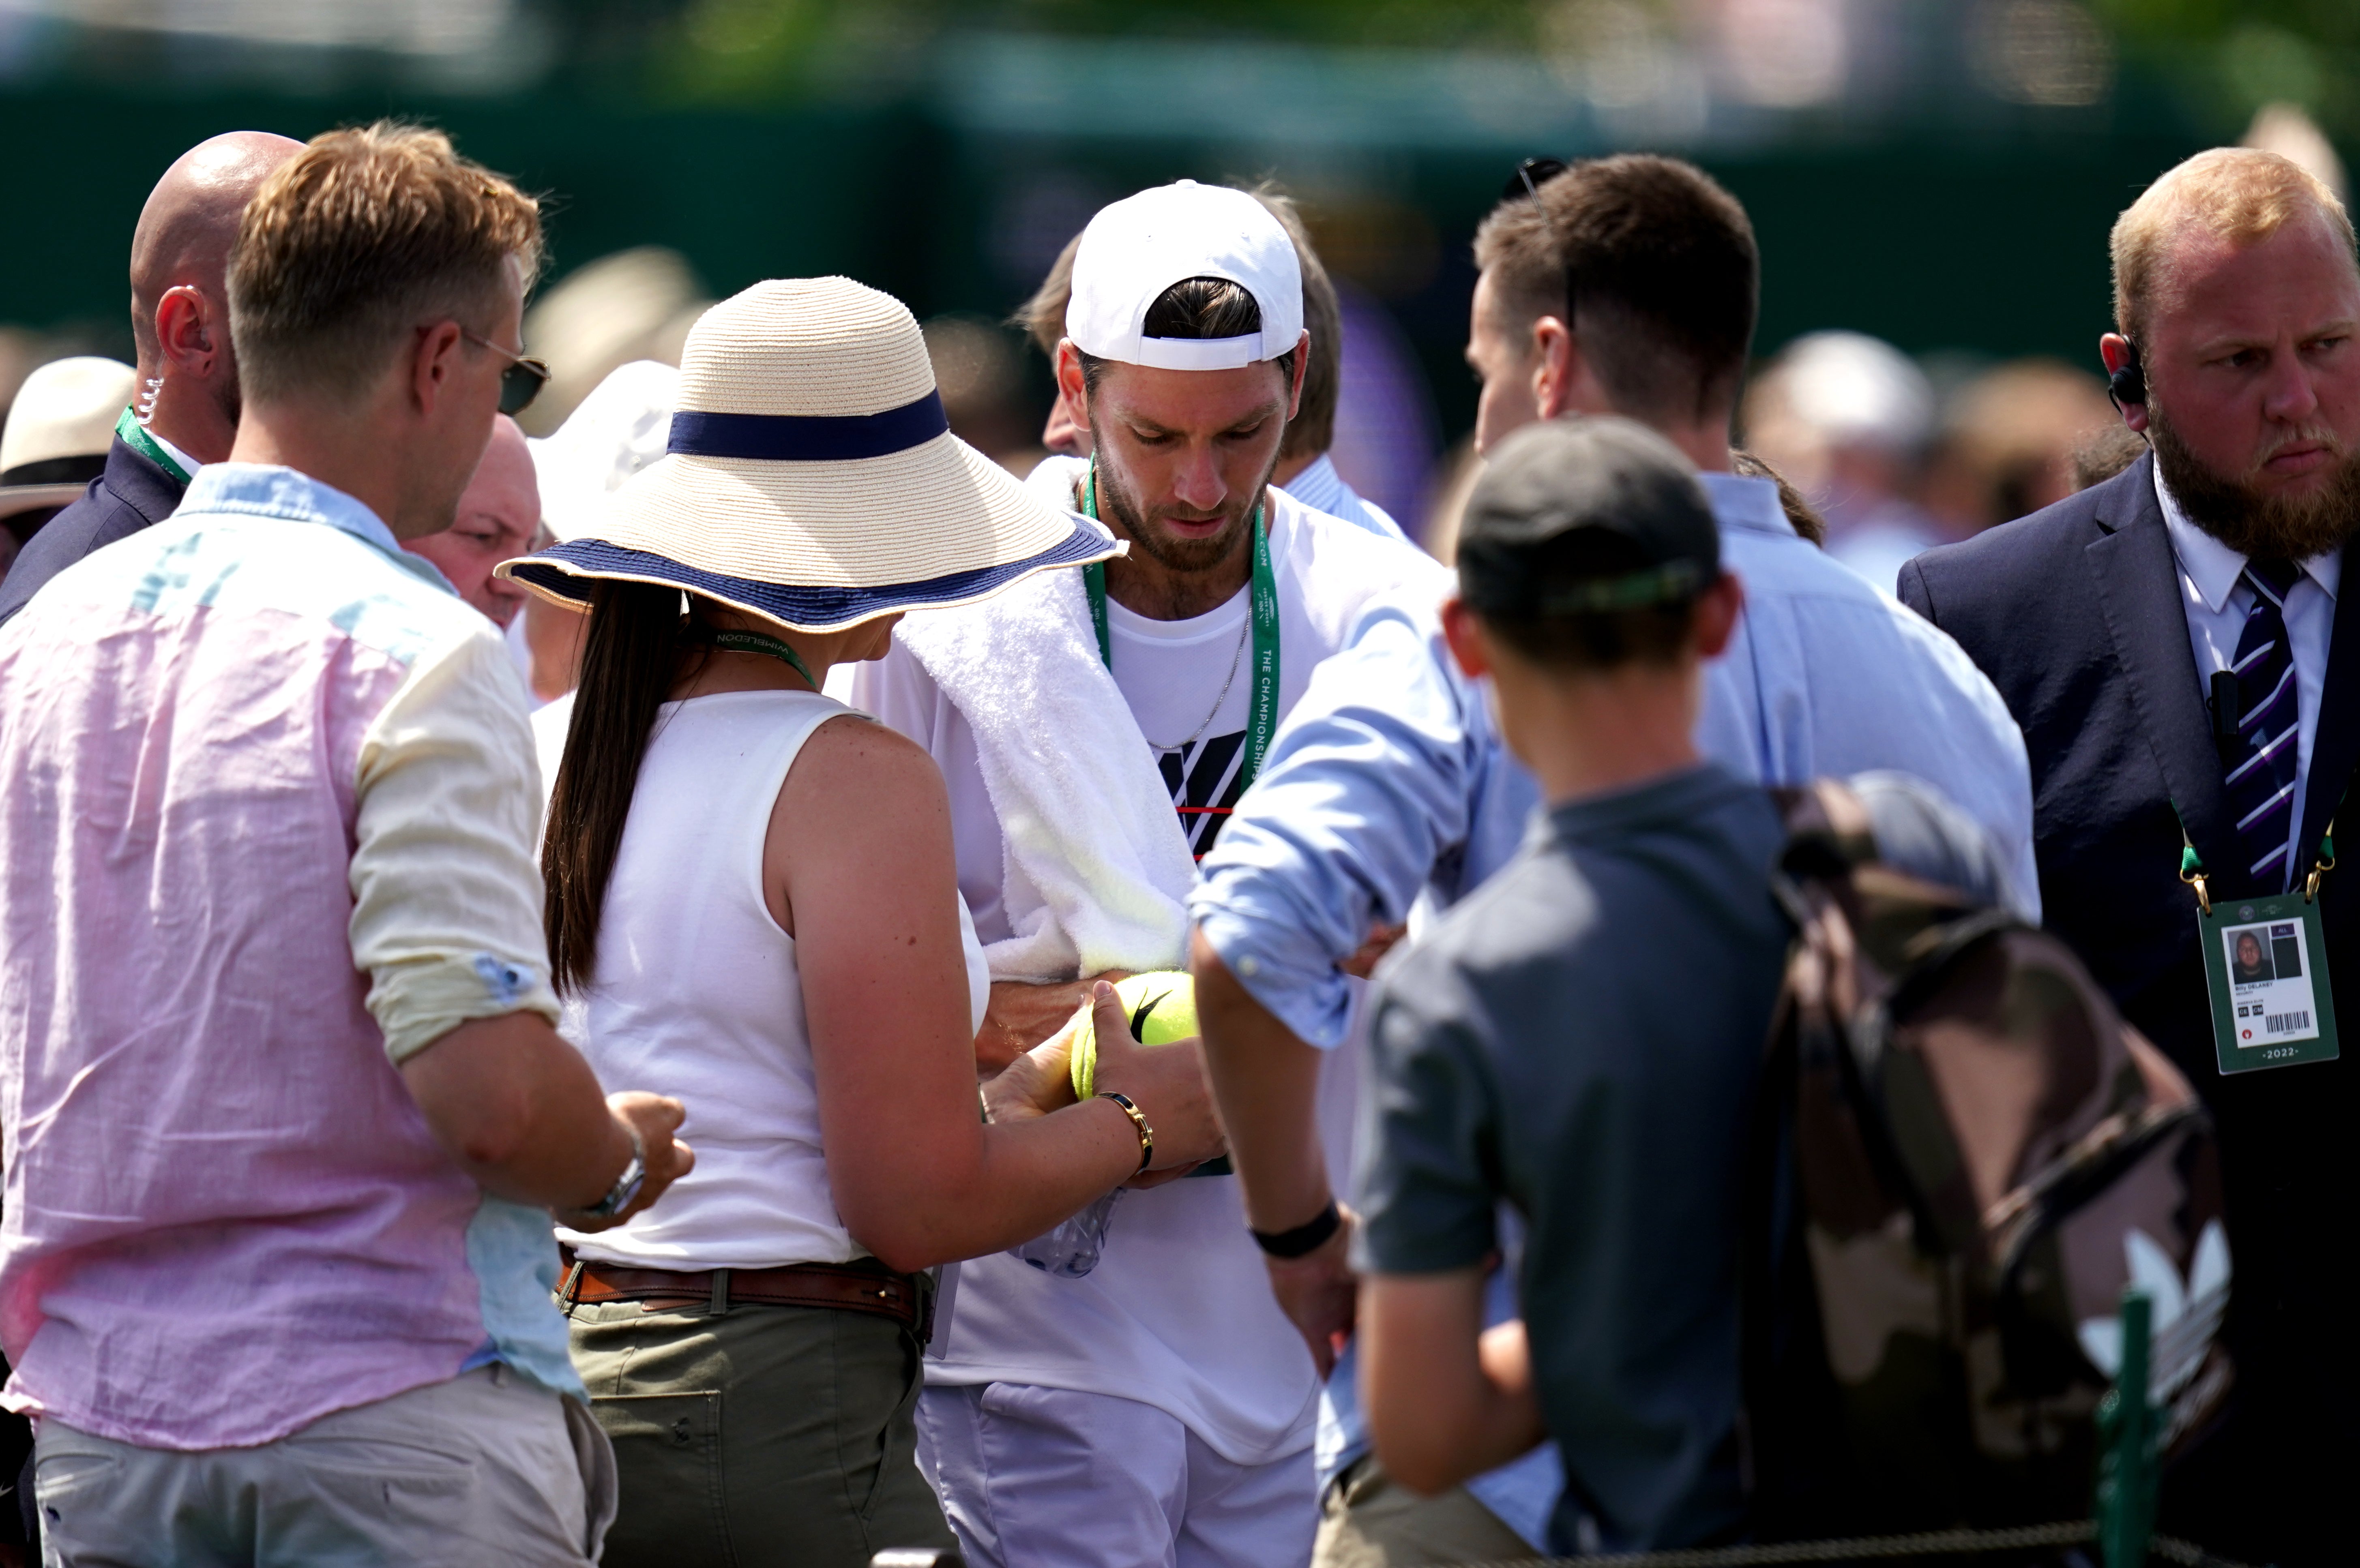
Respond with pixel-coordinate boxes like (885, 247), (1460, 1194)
(1137, 613), (1251, 753)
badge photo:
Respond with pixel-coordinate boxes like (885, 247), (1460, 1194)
(2199, 897), (2339, 1075)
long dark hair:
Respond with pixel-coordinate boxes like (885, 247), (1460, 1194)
(543, 579), (707, 992)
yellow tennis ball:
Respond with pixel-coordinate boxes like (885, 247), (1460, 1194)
(1070, 971), (1199, 1103)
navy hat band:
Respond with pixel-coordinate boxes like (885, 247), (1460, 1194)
(668, 390), (949, 463)
(506, 514), (1116, 633)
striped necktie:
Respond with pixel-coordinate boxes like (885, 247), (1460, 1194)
(2223, 558), (2302, 890)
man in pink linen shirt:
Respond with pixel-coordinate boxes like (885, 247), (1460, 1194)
(0, 123), (689, 1564)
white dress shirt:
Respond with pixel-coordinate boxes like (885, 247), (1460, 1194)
(2155, 463), (2343, 885)
(142, 423), (203, 478)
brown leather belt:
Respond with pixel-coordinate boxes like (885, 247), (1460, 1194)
(558, 1251), (932, 1342)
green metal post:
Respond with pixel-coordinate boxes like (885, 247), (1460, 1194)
(2094, 1288), (2156, 1568)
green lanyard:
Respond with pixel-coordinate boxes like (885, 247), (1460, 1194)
(703, 627), (817, 691)
(1082, 464), (1282, 791)
(2173, 793), (2343, 915)
(114, 406), (191, 484)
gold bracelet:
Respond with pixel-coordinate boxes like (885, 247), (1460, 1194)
(1097, 1091), (1153, 1175)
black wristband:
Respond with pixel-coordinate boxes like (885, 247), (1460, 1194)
(1251, 1198), (1342, 1260)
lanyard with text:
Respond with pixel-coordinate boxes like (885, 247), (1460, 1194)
(114, 406), (191, 485)
(1082, 464), (1282, 790)
(2178, 797), (2343, 1075)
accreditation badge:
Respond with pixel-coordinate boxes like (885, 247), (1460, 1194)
(2199, 893), (2339, 1074)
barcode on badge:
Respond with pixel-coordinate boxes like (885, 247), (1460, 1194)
(2266, 1010), (2312, 1034)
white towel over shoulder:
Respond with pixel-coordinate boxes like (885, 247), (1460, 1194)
(890, 553), (1197, 983)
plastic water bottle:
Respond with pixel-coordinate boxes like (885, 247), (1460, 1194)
(1011, 1189), (1122, 1277)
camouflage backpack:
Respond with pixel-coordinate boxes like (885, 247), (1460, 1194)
(1742, 781), (2233, 1536)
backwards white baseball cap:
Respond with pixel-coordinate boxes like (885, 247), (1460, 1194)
(1066, 180), (1305, 372)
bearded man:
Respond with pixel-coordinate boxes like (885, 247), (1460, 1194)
(1901, 147), (2360, 1567)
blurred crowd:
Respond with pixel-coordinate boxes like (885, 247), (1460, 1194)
(11, 100), (2347, 601)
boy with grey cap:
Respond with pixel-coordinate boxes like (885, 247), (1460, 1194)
(1351, 418), (2003, 1554)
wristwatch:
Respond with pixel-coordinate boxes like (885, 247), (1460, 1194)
(580, 1127), (646, 1220)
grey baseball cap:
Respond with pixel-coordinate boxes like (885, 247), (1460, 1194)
(1456, 416), (1719, 617)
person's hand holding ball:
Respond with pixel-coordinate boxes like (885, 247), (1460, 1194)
(1071, 973), (1227, 1186)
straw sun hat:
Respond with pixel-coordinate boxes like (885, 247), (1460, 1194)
(0, 356), (139, 521)
(498, 276), (1116, 631)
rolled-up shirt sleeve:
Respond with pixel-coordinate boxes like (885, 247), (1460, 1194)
(1189, 602), (1486, 1050)
(348, 622), (560, 1062)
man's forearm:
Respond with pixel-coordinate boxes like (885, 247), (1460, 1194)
(1189, 928), (1330, 1231)
(399, 1011), (632, 1211)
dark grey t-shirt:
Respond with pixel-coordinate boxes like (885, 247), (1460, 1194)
(1354, 762), (1788, 1554)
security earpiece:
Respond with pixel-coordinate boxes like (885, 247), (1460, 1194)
(2107, 339), (2145, 409)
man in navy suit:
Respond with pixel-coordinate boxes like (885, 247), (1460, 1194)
(0, 131), (298, 626)
(1901, 148), (2360, 1565)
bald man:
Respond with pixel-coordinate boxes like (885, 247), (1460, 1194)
(404, 415), (537, 627)
(0, 131), (300, 626)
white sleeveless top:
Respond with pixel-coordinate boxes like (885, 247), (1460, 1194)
(559, 689), (989, 1271)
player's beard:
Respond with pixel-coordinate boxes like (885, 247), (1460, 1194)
(1087, 431), (1278, 580)
(2148, 399), (2360, 562)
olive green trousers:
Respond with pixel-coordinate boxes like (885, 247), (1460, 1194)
(568, 1292), (955, 1568)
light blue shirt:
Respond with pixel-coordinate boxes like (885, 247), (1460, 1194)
(1195, 471), (2038, 1054)
(1278, 453), (1413, 545)
(1189, 467), (2039, 1545)
(1695, 473), (2037, 925)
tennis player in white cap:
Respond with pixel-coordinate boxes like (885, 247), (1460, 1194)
(847, 181), (1450, 1567)
(501, 276), (1225, 1566)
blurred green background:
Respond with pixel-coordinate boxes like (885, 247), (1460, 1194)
(0, 0), (2351, 538)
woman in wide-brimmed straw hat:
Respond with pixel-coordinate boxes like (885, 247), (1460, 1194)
(500, 277), (1224, 1566)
